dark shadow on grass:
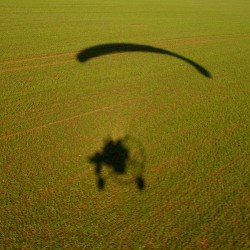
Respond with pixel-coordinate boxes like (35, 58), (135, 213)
(77, 43), (212, 78)
(88, 135), (145, 191)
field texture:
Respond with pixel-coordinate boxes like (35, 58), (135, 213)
(1, 0), (250, 249)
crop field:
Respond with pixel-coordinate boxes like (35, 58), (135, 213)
(0, 0), (250, 249)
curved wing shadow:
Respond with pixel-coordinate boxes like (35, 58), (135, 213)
(77, 43), (212, 78)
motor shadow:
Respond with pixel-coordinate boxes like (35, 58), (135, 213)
(76, 43), (212, 78)
(88, 135), (146, 191)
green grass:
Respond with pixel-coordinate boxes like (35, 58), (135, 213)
(0, 0), (250, 249)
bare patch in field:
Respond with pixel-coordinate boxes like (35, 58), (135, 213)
(198, 238), (210, 249)
(74, 203), (88, 211)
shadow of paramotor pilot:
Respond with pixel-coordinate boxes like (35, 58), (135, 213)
(89, 136), (145, 191)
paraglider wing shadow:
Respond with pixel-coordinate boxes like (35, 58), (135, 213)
(77, 43), (212, 78)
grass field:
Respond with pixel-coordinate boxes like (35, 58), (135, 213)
(1, 0), (250, 249)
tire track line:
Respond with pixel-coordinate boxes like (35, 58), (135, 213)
(0, 52), (75, 64)
(0, 98), (136, 141)
(0, 59), (75, 73)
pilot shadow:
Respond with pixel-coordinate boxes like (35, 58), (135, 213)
(88, 136), (145, 191)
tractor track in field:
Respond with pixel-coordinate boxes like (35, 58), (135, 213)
(148, 32), (250, 45)
(0, 77), (243, 141)
(0, 98), (138, 141)
(0, 59), (75, 72)
(0, 51), (75, 64)
(0, 33), (249, 73)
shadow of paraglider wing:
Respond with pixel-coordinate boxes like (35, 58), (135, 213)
(77, 43), (212, 78)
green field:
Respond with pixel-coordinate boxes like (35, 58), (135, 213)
(1, 0), (250, 249)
